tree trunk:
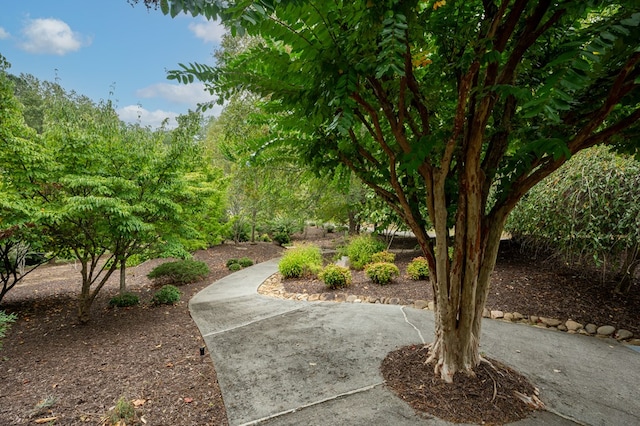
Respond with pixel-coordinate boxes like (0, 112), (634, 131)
(615, 243), (639, 295)
(76, 258), (118, 324)
(119, 258), (127, 295)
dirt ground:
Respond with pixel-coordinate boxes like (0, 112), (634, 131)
(0, 229), (637, 425)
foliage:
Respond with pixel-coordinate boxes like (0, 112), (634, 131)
(226, 257), (254, 270)
(319, 264), (352, 289)
(108, 292), (140, 308)
(507, 146), (640, 293)
(147, 260), (210, 285)
(365, 262), (400, 285)
(135, 0), (640, 380)
(344, 235), (386, 270)
(0, 310), (17, 350)
(407, 257), (430, 281)
(371, 250), (396, 264)
(278, 244), (322, 279)
(152, 285), (182, 305)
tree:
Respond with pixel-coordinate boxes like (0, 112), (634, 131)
(135, 0), (640, 381)
(0, 55), (51, 303)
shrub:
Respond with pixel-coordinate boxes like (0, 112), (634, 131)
(147, 260), (209, 285)
(371, 250), (396, 264)
(319, 264), (352, 289)
(152, 285), (181, 305)
(407, 257), (430, 280)
(0, 310), (17, 350)
(107, 396), (137, 425)
(345, 234), (386, 270)
(238, 257), (254, 267)
(108, 293), (140, 308)
(228, 263), (242, 272)
(225, 258), (239, 268)
(272, 231), (291, 246)
(278, 244), (322, 278)
(365, 262), (400, 285)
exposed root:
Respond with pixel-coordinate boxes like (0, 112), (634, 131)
(514, 390), (546, 410)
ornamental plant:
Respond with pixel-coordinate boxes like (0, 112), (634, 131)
(278, 244), (322, 279)
(345, 235), (386, 270)
(371, 250), (396, 264)
(407, 257), (430, 281)
(319, 264), (352, 289)
(151, 285), (181, 305)
(365, 262), (400, 285)
(108, 293), (140, 308)
(147, 260), (209, 285)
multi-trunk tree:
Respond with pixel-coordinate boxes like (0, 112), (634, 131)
(135, 0), (640, 381)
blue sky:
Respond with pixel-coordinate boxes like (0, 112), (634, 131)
(0, 1), (226, 128)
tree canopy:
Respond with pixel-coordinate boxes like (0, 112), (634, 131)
(136, 0), (640, 381)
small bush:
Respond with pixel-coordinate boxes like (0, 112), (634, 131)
(345, 234), (387, 270)
(228, 262), (242, 272)
(365, 262), (400, 285)
(407, 257), (430, 280)
(238, 257), (254, 267)
(226, 258), (239, 268)
(147, 260), (209, 285)
(273, 231), (291, 246)
(319, 264), (352, 289)
(106, 396), (137, 425)
(0, 310), (17, 350)
(371, 250), (396, 264)
(278, 244), (322, 278)
(108, 293), (140, 308)
(152, 285), (181, 305)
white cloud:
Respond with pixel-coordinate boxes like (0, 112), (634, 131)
(136, 82), (216, 105)
(0, 27), (10, 40)
(188, 18), (226, 43)
(20, 18), (90, 55)
(117, 105), (179, 129)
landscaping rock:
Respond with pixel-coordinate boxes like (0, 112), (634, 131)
(626, 339), (640, 346)
(413, 300), (429, 310)
(540, 317), (562, 327)
(428, 301), (435, 311)
(615, 329), (634, 340)
(483, 308), (490, 318)
(557, 324), (567, 332)
(491, 310), (504, 319)
(585, 323), (597, 334)
(565, 320), (583, 331)
(530, 315), (539, 324)
(596, 325), (615, 336)
(346, 295), (357, 303)
(504, 312), (514, 321)
(512, 312), (524, 321)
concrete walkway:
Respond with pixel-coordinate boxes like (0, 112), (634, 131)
(189, 259), (640, 426)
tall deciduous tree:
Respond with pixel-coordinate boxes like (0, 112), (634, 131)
(135, 0), (640, 381)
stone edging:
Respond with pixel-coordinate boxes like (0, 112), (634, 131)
(258, 273), (639, 346)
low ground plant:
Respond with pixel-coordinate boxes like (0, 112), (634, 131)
(319, 264), (352, 289)
(365, 262), (400, 285)
(105, 396), (137, 425)
(407, 257), (430, 280)
(152, 285), (181, 305)
(108, 293), (140, 308)
(278, 244), (322, 278)
(0, 310), (16, 350)
(226, 257), (255, 270)
(147, 260), (209, 285)
(344, 234), (386, 270)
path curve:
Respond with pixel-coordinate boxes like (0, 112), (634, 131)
(189, 259), (640, 426)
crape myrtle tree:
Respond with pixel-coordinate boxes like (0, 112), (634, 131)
(135, 0), (640, 381)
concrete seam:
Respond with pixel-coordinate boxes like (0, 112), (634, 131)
(236, 382), (385, 426)
(401, 306), (426, 344)
(202, 306), (306, 337)
(544, 407), (587, 425)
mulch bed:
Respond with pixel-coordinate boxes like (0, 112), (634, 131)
(1, 230), (638, 425)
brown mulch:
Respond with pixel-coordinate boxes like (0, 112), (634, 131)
(1, 229), (638, 425)
(381, 345), (541, 425)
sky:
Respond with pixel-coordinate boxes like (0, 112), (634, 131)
(0, 1), (226, 128)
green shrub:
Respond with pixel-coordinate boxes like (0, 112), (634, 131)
(0, 310), (17, 350)
(371, 250), (396, 264)
(345, 234), (386, 270)
(273, 231), (291, 246)
(107, 396), (137, 424)
(147, 260), (209, 285)
(407, 257), (430, 280)
(152, 285), (181, 305)
(108, 293), (140, 308)
(278, 244), (322, 278)
(238, 257), (254, 267)
(228, 262), (242, 272)
(226, 258), (239, 268)
(319, 264), (352, 289)
(365, 262), (400, 285)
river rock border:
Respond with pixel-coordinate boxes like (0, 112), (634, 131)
(258, 273), (639, 346)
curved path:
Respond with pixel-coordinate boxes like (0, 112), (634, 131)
(190, 259), (640, 426)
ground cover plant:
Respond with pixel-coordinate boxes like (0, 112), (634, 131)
(152, 285), (182, 305)
(278, 244), (322, 278)
(147, 260), (210, 285)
